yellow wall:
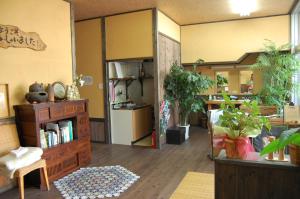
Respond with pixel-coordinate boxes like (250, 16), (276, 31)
(105, 10), (153, 60)
(0, 0), (73, 116)
(181, 15), (290, 63)
(157, 10), (181, 42)
(75, 19), (104, 118)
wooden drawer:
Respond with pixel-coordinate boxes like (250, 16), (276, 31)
(64, 103), (76, 116)
(38, 108), (49, 121)
(77, 113), (90, 138)
(78, 147), (91, 165)
(76, 103), (85, 113)
(50, 104), (64, 119)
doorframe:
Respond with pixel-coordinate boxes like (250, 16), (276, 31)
(102, 9), (160, 148)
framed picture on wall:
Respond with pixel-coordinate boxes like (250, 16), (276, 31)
(0, 84), (10, 119)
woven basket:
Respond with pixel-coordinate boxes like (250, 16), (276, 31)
(289, 144), (300, 166)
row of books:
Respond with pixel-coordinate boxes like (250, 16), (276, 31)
(40, 120), (73, 149)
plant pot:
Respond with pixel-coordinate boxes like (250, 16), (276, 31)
(177, 124), (190, 140)
(224, 137), (254, 159)
(289, 144), (300, 166)
(224, 138), (240, 159)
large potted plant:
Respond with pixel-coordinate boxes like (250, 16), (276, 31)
(214, 94), (271, 159)
(164, 61), (214, 139)
(261, 128), (300, 165)
(251, 40), (300, 114)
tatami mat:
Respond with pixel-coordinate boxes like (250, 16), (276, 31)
(170, 172), (214, 199)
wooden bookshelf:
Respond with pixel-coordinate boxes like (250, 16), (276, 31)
(14, 100), (91, 188)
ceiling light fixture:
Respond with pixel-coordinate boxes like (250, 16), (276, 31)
(230, 0), (257, 17)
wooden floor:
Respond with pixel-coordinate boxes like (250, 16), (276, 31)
(0, 127), (214, 199)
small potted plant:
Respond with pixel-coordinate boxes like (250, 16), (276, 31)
(164, 61), (214, 139)
(260, 128), (300, 165)
(214, 94), (271, 159)
(216, 74), (228, 93)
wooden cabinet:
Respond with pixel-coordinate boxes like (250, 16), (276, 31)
(132, 107), (152, 141)
(215, 158), (300, 199)
(14, 100), (91, 188)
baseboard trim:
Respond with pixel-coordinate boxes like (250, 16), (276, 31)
(89, 118), (105, 122)
(0, 117), (15, 125)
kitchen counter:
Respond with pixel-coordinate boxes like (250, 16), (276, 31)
(110, 105), (152, 145)
(113, 104), (152, 110)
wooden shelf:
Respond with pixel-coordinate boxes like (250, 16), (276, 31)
(14, 100), (91, 188)
(110, 77), (137, 99)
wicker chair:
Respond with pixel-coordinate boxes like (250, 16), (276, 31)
(0, 123), (49, 199)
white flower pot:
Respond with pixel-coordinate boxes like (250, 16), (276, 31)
(178, 124), (190, 140)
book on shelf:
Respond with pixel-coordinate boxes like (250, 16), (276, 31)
(40, 129), (47, 149)
(40, 120), (74, 148)
(58, 120), (73, 143)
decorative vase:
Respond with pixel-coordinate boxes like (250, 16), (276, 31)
(66, 84), (80, 100)
(25, 82), (48, 103)
(29, 82), (44, 92)
(289, 144), (300, 166)
(47, 84), (54, 102)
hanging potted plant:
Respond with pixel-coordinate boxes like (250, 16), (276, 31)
(214, 94), (271, 159)
(260, 128), (300, 165)
(251, 40), (300, 114)
(164, 60), (214, 139)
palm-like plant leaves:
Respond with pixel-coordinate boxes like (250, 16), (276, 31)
(251, 40), (300, 108)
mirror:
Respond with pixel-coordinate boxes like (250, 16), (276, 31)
(216, 71), (229, 93)
(240, 70), (253, 94)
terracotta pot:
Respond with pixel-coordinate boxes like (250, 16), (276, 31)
(289, 144), (300, 166)
(224, 138), (241, 159)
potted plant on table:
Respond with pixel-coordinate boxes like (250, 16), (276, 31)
(251, 40), (300, 114)
(214, 94), (271, 159)
(164, 60), (214, 139)
(260, 128), (300, 165)
(216, 74), (228, 93)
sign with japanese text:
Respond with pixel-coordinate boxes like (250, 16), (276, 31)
(0, 24), (46, 51)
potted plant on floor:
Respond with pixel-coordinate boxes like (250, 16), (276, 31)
(164, 61), (214, 139)
(251, 40), (300, 115)
(214, 94), (271, 159)
(260, 128), (300, 165)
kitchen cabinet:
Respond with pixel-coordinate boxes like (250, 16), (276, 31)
(111, 105), (152, 145)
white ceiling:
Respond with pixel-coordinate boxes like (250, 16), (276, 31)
(72, 0), (296, 25)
